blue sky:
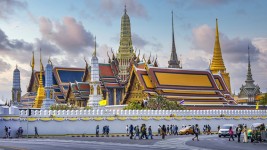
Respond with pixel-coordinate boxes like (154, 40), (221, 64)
(0, 0), (267, 102)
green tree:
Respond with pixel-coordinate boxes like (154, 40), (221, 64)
(123, 101), (144, 110)
(147, 95), (185, 110)
(259, 93), (267, 108)
(124, 95), (186, 110)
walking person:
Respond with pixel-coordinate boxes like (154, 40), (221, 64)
(192, 124), (200, 141)
(126, 125), (129, 135)
(161, 125), (166, 140)
(167, 125), (170, 135)
(96, 125), (99, 137)
(242, 125), (248, 143)
(106, 126), (109, 137)
(148, 126), (153, 139)
(228, 126), (234, 141)
(4, 126), (8, 138)
(34, 127), (39, 138)
(8, 127), (11, 138)
(158, 125), (161, 135)
(134, 125), (140, 140)
(129, 124), (134, 139)
(236, 125), (242, 142)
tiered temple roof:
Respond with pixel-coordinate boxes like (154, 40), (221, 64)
(123, 63), (235, 105)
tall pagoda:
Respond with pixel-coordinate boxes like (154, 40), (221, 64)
(168, 11), (181, 69)
(116, 5), (135, 82)
(238, 46), (261, 104)
(210, 19), (231, 93)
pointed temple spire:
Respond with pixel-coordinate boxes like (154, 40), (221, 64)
(33, 48), (45, 108)
(210, 18), (226, 72)
(238, 45), (261, 104)
(124, 4), (127, 14)
(246, 45), (254, 83)
(168, 11), (181, 69)
(210, 18), (231, 93)
(93, 36), (96, 57)
(117, 5), (135, 82)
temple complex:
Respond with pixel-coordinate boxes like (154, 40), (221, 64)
(237, 46), (261, 104)
(210, 19), (231, 93)
(168, 11), (182, 69)
(21, 7), (237, 109)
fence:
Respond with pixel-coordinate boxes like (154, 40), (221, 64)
(19, 109), (267, 118)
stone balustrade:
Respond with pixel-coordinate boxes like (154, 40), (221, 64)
(19, 109), (267, 118)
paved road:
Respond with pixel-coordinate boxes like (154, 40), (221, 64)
(0, 135), (266, 150)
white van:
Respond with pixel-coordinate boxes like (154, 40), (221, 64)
(218, 124), (237, 138)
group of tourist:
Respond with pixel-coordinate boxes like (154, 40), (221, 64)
(128, 124), (153, 140)
(203, 124), (212, 135)
(229, 124), (248, 143)
(4, 126), (12, 138)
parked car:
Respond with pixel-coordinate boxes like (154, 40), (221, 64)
(218, 124), (237, 137)
(179, 126), (194, 135)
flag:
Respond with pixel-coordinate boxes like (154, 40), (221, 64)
(99, 100), (107, 106)
(179, 100), (185, 105)
(256, 102), (259, 110)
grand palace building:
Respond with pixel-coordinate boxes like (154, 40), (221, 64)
(20, 6), (242, 108)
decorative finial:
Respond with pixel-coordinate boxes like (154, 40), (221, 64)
(16, 64), (18, 69)
(216, 18), (219, 37)
(124, 4), (127, 14)
(93, 36), (96, 57)
(107, 51), (111, 63)
(111, 48), (115, 60)
(30, 51), (35, 71)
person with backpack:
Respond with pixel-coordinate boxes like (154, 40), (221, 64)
(192, 124), (199, 141)
(229, 126), (234, 141)
(129, 124), (134, 139)
(161, 125), (166, 140)
(134, 125), (140, 140)
(236, 125), (242, 142)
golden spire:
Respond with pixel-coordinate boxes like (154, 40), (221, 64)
(210, 18), (226, 73)
(39, 48), (43, 87)
(30, 51), (35, 71)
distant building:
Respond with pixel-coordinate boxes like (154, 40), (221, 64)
(238, 46), (261, 105)
(12, 65), (21, 105)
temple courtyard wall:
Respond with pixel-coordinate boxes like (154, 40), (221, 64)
(0, 106), (267, 137)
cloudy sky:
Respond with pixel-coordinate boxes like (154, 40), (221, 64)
(0, 0), (267, 102)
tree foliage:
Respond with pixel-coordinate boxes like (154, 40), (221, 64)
(259, 93), (267, 107)
(124, 95), (186, 110)
(123, 101), (144, 110)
